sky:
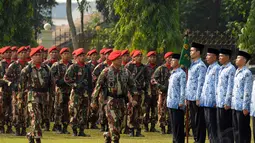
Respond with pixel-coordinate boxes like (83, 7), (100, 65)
(56, 0), (95, 3)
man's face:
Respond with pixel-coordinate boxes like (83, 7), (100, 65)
(190, 47), (200, 59)
(11, 51), (17, 59)
(235, 55), (246, 67)
(206, 53), (217, 65)
(105, 53), (110, 60)
(219, 54), (229, 65)
(61, 52), (70, 61)
(76, 54), (85, 63)
(18, 51), (27, 60)
(31, 53), (43, 63)
(3, 50), (12, 59)
(122, 54), (130, 63)
(134, 54), (142, 63)
(171, 58), (179, 68)
(50, 50), (58, 59)
(100, 54), (106, 60)
(112, 57), (122, 67)
(165, 56), (172, 64)
(148, 55), (156, 64)
(90, 53), (98, 61)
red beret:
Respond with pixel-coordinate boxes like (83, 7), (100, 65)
(30, 47), (42, 57)
(87, 49), (97, 56)
(104, 48), (113, 55)
(17, 46), (27, 54)
(60, 48), (70, 54)
(121, 50), (129, 56)
(74, 48), (85, 57)
(108, 50), (122, 61)
(100, 48), (107, 54)
(147, 51), (156, 57)
(132, 50), (142, 57)
(11, 46), (18, 51)
(1, 46), (11, 54)
(48, 46), (58, 53)
(25, 45), (31, 50)
(164, 52), (173, 59)
(130, 50), (138, 56)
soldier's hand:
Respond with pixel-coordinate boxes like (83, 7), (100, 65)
(131, 100), (137, 106)
(196, 100), (200, 106)
(224, 105), (231, 110)
(243, 109), (249, 116)
(185, 100), (189, 106)
(179, 104), (184, 108)
(151, 79), (158, 85)
(90, 103), (98, 110)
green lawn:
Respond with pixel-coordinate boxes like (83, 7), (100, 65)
(0, 124), (208, 143)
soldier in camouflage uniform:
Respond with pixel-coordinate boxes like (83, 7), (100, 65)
(92, 48), (112, 132)
(143, 51), (158, 132)
(43, 46), (59, 131)
(64, 48), (92, 137)
(91, 50), (138, 143)
(97, 48), (107, 64)
(151, 52), (173, 134)
(0, 46), (14, 134)
(86, 49), (99, 129)
(20, 47), (55, 143)
(51, 48), (72, 134)
(4, 46), (28, 136)
(11, 46), (18, 62)
(125, 50), (149, 137)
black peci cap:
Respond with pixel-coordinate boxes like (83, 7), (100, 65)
(238, 50), (251, 61)
(172, 53), (181, 60)
(219, 48), (232, 57)
(207, 48), (219, 56)
(191, 42), (204, 52)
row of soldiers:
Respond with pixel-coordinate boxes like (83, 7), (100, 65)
(0, 45), (174, 143)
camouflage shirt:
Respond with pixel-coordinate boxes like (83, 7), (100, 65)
(64, 62), (93, 95)
(151, 64), (172, 93)
(43, 59), (58, 68)
(146, 63), (158, 95)
(0, 59), (11, 78)
(92, 65), (137, 104)
(51, 60), (72, 93)
(92, 61), (111, 83)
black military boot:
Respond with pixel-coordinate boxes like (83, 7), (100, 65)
(103, 132), (111, 143)
(27, 133), (34, 143)
(0, 126), (4, 134)
(61, 123), (70, 134)
(20, 127), (27, 136)
(123, 127), (129, 134)
(44, 122), (50, 131)
(6, 126), (14, 134)
(161, 126), (166, 134)
(15, 127), (20, 136)
(55, 125), (62, 134)
(113, 140), (119, 143)
(78, 127), (90, 137)
(35, 138), (41, 143)
(144, 124), (149, 132)
(100, 124), (105, 132)
(129, 128), (134, 137)
(52, 124), (57, 131)
(90, 123), (99, 129)
(136, 128), (145, 137)
(105, 124), (109, 132)
(167, 125), (172, 134)
(72, 128), (78, 136)
(149, 123), (158, 132)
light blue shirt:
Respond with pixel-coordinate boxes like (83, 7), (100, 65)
(231, 66), (253, 112)
(216, 62), (236, 108)
(186, 58), (207, 101)
(250, 80), (255, 117)
(200, 62), (220, 107)
(167, 67), (186, 110)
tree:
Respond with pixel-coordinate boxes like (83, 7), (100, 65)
(238, 0), (255, 53)
(66, 0), (79, 49)
(113, 0), (182, 53)
(96, 0), (119, 23)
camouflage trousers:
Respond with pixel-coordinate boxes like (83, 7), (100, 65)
(158, 92), (171, 128)
(104, 97), (125, 142)
(54, 87), (70, 125)
(98, 93), (108, 126)
(127, 91), (143, 129)
(143, 93), (158, 125)
(68, 89), (88, 130)
(0, 91), (13, 128)
(27, 92), (50, 138)
(12, 92), (27, 128)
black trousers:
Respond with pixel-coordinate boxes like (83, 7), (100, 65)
(216, 108), (234, 143)
(253, 117), (255, 143)
(169, 108), (184, 143)
(189, 101), (206, 143)
(204, 107), (218, 143)
(232, 110), (251, 143)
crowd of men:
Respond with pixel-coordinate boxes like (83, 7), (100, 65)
(0, 42), (254, 143)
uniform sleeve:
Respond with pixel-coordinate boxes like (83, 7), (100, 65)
(143, 65), (149, 94)
(0, 62), (5, 78)
(225, 68), (236, 106)
(92, 64), (102, 83)
(214, 67), (219, 101)
(87, 66), (93, 94)
(19, 66), (29, 97)
(243, 72), (253, 111)
(152, 66), (165, 91)
(195, 65), (207, 100)
(179, 72), (187, 105)
(64, 65), (77, 87)
(91, 69), (106, 104)
(127, 70), (137, 96)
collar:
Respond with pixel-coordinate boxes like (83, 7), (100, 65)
(208, 61), (218, 68)
(92, 60), (97, 65)
(106, 60), (112, 66)
(171, 67), (181, 74)
(4, 59), (11, 65)
(191, 58), (201, 65)
(148, 63), (156, 68)
(122, 61), (128, 66)
(222, 62), (231, 68)
(18, 59), (27, 65)
(77, 61), (85, 67)
(50, 59), (57, 64)
(165, 63), (171, 69)
(236, 66), (247, 74)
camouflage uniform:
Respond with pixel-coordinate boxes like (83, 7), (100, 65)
(20, 62), (54, 140)
(151, 64), (172, 134)
(4, 60), (28, 135)
(51, 60), (72, 133)
(92, 61), (111, 131)
(92, 65), (137, 143)
(0, 59), (12, 133)
(125, 62), (149, 136)
(143, 63), (158, 132)
(64, 62), (92, 136)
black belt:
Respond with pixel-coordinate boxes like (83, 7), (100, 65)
(31, 88), (47, 93)
(108, 94), (124, 99)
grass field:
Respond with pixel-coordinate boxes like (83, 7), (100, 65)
(0, 124), (205, 143)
